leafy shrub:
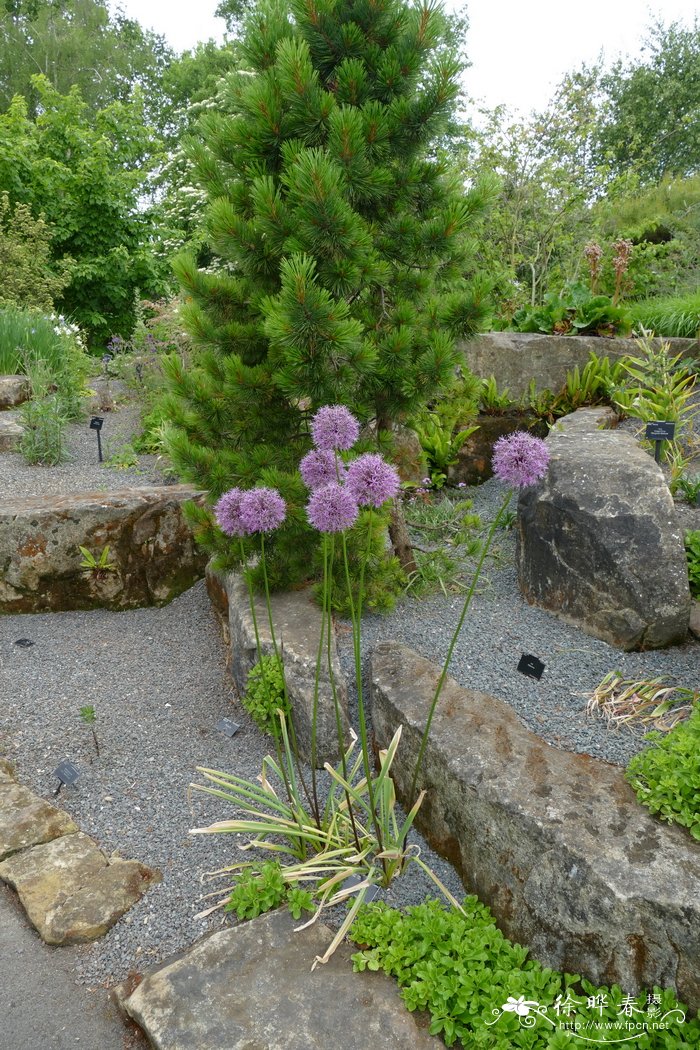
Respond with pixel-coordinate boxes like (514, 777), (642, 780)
(243, 654), (290, 735)
(0, 192), (71, 310)
(224, 861), (314, 921)
(351, 898), (699, 1048)
(686, 531), (700, 600)
(0, 305), (89, 418)
(19, 395), (69, 465)
(512, 283), (633, 336)
(630, 292), (700, 339)
(626, 703), (700, 841)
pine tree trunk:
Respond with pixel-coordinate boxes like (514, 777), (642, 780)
(377, 409), (418, 577)
(389, 501), (418, 577)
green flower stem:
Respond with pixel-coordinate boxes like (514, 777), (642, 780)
(309, 538), (329, 820)
(407, 490), (514, 812)
(340, 530), (386, 869)
(259, 535), (315, 819)
(326, 535), (361, 852)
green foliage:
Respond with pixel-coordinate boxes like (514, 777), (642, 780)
(224, 861), (314, 920)
(404, 494), (482, 597)
(512, 283), (632, 336)
(630, 291), (700, 338)
(350, 898), (699, 1048)
(19, 394), (69, 465)
(0, 305), (89, 408)
(626, 702), (700, 841)
(676, 475), (700, 504)
(0, 78), (167, 345)
(243, 653), (290, 735)
(103, 442), (139, 471)
(551, 352), (626, 416)
(79, 705), (96, 725)
(164, 0), (495, 587)
(315, 508), (404, 615)
(615, 336), (697, 443)
(78, 544), (117, 576)
(686, 530), (700, 599)
(0, 192), (70, 309)
(479, 376), (513, 414)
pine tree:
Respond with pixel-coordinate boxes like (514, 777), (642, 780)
(163, 0), (496, 585)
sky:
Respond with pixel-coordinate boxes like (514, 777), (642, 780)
(112, 0), (699, 116)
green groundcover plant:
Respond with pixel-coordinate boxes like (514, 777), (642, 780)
(626, 702), (700, 841)
(685, 531), (700, 600)
(350, 898), (700, 1048)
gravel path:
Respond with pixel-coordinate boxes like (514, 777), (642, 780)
(1, 395), (699, 993)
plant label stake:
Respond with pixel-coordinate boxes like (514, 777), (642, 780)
(645, 420), (675, 463)
(53, 759), (80, 796)
(517, 654), (545, 680)
(89, 416), (104, 462)
(216, 717), (241, 738)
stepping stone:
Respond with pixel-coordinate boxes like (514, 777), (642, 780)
(0, 779), (78, 862)
(0, 374), (30, 409)
(0, 831), (157, 945)
(117, 908), (441, 1050)
(0, 414), (23, 451)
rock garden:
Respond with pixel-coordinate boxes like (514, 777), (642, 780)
(1, 3), (700, 1048)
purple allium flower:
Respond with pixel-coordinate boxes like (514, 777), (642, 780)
(299, 449), (346, 489)
(346, 453), (400, 508)
(214, 487), (247, 537)
(457, 482), (466, 488)
(306, 482), (359, 533)
(492, 432), (550, 488)
(310, 405), (360, 452)
(240, 487), (287, 534)
(422, 477), (432, 486)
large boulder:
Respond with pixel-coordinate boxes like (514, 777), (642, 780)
(0, 778), (78, 862)
(116, 908), (441, 1050)
(0, 413), (23, 452)
(516, 413), (690, 649)
(0, 375), (30, 409)
(460, 332), (697, 399)
(207, 567), (349, 767)
(0, 486), (207, 613)
(370, 641), (700, 1011)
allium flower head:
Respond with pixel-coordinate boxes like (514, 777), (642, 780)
(240, 487), (286, 534)
(347, 453), (400, 508)
(306, 482), (359, 533)
(310, 405), (360, 451)
(300, 449), (346, 490)
(214, 487), (247, 537)
(492, 432), (550, 488)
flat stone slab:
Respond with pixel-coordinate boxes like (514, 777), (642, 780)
(0, 831), (157, 945)
(517, 409), (690, 649)
(0, 374), (30, 409)
(0, 486), (207, 613)
(117, 908), (440, 1050)
(0, 413), (23, 451)
(0, 778), (78, 861)
(370, 641), (700, 1011)
(207, 566), (349, 766)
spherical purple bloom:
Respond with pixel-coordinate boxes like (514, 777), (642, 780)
(346, 453), (400, 508)
(299, 449), (346, 490)
(310, 405), (360, 452)
(492, 432), (550, 488)
(239, 487), (287, 534)
(214, 487), (247, 537)
(306, 482), (359, 533)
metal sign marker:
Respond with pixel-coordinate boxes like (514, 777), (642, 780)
(517, 654), (545, 680)
(645, 420), (676, 464)
(89, 416), (104, 462)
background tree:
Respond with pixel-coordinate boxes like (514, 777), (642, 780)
(0, 191), (71, 309)
(163, 0), (495, 584)
(0, 76), (167, 343)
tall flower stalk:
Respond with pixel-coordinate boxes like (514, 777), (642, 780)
(196, 408), (550, 965)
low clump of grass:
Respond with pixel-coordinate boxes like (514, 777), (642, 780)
(629, 292), (700, 340)
(586, 672), (698, 732)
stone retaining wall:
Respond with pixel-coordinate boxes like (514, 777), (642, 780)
(460, 332), (697, 398)
(370, 642), (700, 1010)
(0, 486), (207, 613)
